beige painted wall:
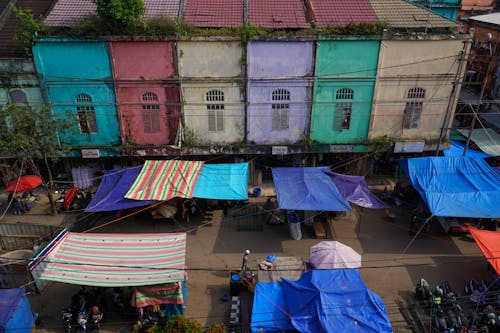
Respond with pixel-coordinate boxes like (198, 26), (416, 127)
(370, 39), (465, 143)
(177, 41), (243, 78)
(182, 82), (245, 144)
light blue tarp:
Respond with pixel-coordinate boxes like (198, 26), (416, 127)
(251, 270), (392, 333)
(85, 167), (155, 212)
(193, 163), (248, 200)
(272, 167), (351, 211)
(443, 140), (490, 159)
(0, 289), (36, 333)
(398, 157), (500, 218)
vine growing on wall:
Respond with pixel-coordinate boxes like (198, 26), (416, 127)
(321, 22), (388, 36)
(365, 135), (396, 155)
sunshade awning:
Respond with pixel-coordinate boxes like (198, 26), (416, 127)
(457, 128), (500, 156)
(399, 157), (500, 218)
(125, 160), (204, 201)
(469, 228), (500, 275)
(34, 232), (186, 287)
(324, 171), (387, 209)
(85, 166), (155, 212)
(272, 167), (351, 211)
(193, 163), (248, 200)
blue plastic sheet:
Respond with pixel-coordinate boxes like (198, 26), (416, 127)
(272, 167), (351, 211)
(85, 167), (155, 212)
(443, 140), (490, 158)
(0, 289), (36, 333)
(399, 157), (500, 218)
(193, 163), (248, 200)
(325, 171), (387, 209)
(251, 270), (392, 333)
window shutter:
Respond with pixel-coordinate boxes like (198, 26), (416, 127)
(143, 109), (152, 133)
(208, 110), (216, 131)
(88, 112), (98, 133)
(333, 104), (343, 130)
(216, 109), (224, 131)
(152, 108), (161, 133)
(280, 108), (289, 130)
(272, 109), (280, 131)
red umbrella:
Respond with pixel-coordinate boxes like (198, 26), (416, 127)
(6, 175), (43, 193)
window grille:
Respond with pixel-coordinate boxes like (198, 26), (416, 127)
(75, 93), (98, 134)
(142, 92), (161, 133)
(271, 89), (290, 131)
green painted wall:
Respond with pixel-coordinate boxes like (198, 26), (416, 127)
(311, 39), (380, 144)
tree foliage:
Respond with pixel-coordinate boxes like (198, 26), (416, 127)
(0, 104), (74, 214)
(93, 0), (145, 27)
(11, 5), (47, 55)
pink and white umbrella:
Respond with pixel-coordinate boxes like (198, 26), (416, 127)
(309, 241), (361, 269)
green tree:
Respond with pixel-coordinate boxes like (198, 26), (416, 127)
(11, 4), (47, 55)
(0, 105), (73, 215)
(93, 0), (145, 27)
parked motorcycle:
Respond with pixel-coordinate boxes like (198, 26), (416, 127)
(86, 306), (103, 333)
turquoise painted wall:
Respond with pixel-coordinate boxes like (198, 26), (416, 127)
(310, 39), (380, 144)
(33, 40), (120, 147)
(432, 7), (458, 21)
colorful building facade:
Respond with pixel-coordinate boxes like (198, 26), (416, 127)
(177, 40), (245, 147)
(310, 37), (380, 149)
(247, 40), (313, 145)
(109, 41), (180, 154)
(33, 39), (121, 152)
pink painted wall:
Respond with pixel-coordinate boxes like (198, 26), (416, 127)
(110, 41), (180, 146)
(111, 41), (177, 79)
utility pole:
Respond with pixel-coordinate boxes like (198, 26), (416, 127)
(435, 38), (469, 155)
(463, 104), (477, 156)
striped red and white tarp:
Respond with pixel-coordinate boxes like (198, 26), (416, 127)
(125, 160), (204, 201)
(38, 232), (186, 287)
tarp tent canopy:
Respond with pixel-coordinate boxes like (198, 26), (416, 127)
(126, 160), (204, 201)
(251, 270), (392, 333)
(398, 157), (500, 218)
(0, 289), (37, 333)
(325, 171), (387, 209)
(443, 140), (490, 159)
(31, 232), (186, 287)
(193, 163), (248, 200)
(85, 166), (155, 212)
(272, 167), (351, 211)
(469, 228), (500, 275)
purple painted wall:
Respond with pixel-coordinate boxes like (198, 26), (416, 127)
(247, 41), (313, 144)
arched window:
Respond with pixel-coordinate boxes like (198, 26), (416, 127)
(334, 88), (353, 130)
(142, 92), (161, 133)
(404, 88), (425, 129)
(9, 89), (28, 105)
(271, 89), (290, 131)
(75, 93), (98, 134)
(206, 90), (224, 132)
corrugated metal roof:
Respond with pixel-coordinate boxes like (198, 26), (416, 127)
(0, 0), (56, 57)
(45, 0), (180, 27)
(184, 0), (243, 27)
(308, 0), (378, 27)
(248, 0), (310, 29)
(469, 12), (500, 26)
(369, 0), (458, 29)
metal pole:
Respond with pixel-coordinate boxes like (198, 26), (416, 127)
(463, 104), (477, 156)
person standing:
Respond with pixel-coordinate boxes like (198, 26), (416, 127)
(241, 249), (250, 270)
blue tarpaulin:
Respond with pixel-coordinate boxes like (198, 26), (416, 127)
(443, 140), (490, 159)
(251, 270), (392, 333)
(193, 163), (248, 200)
(85, 167), (155, 212)
(0, 289), (36, 333)
(325, 171), (387, 209)
(272, 167), (351, 211)
(398, 157), (500, 218)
